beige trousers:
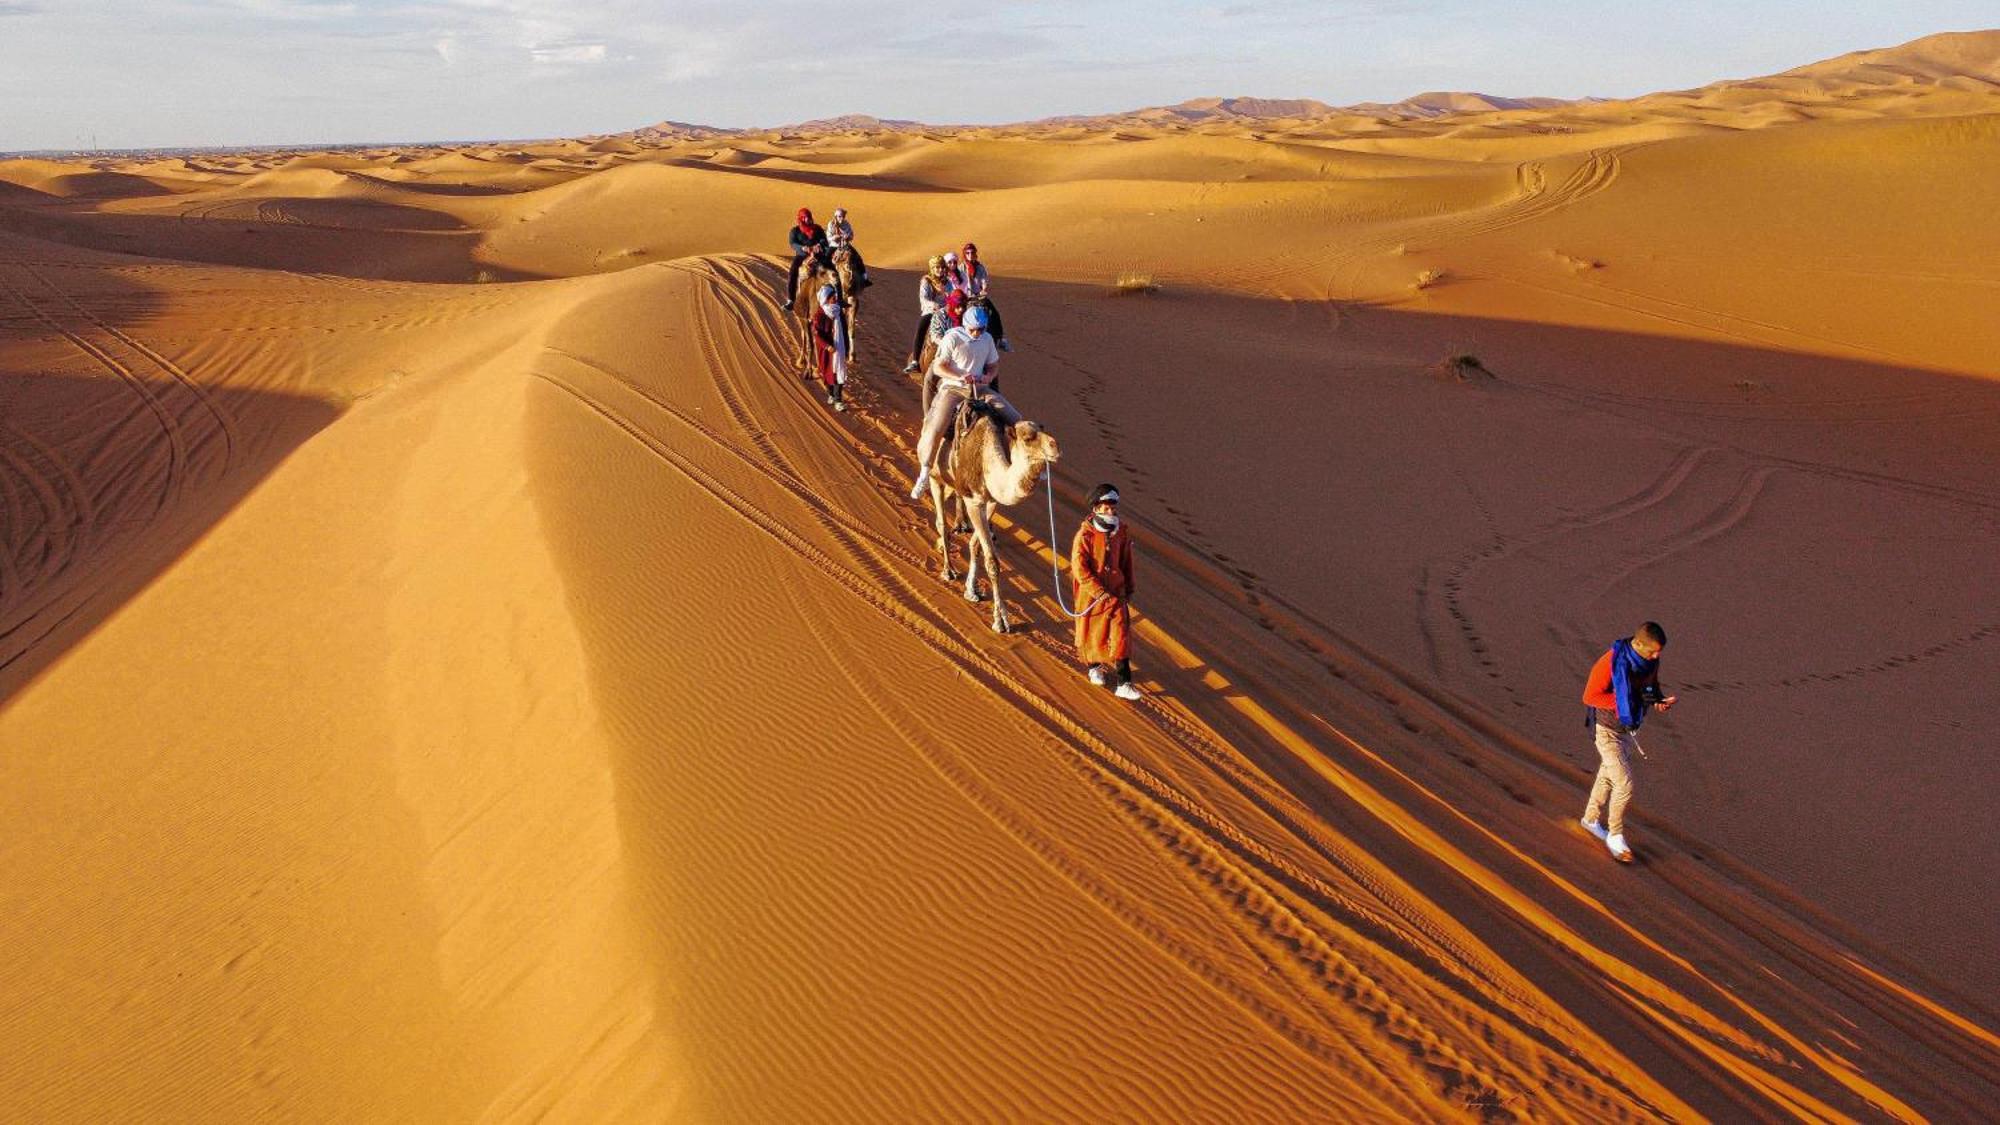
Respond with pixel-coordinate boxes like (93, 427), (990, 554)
(1582, 722), (1637, 837)
(916, 384), (1020, 472)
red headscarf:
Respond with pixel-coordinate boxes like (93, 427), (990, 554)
(797, 207), (815, 233)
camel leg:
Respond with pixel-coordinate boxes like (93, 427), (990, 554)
(931, 484), (958, 582)
(795, 275), (818, 375)
(961, 509), (984, 604)
(967, 502), (1008, 631)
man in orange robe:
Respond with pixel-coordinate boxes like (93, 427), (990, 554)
(1072, 483), (1140, 700)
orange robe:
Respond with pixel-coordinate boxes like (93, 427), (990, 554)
(1071, 519), (1134, 664)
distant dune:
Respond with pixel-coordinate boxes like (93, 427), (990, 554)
(603, 30), (1999, 149)
(3, 28), (1998, 1123)
(1774, 28), (2000, 87)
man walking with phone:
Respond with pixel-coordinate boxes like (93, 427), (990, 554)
(1579, 621), (1679, 863)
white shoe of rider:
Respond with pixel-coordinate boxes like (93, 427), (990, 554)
(1580, 818), (1607, 841)
(1113, 682), (1142, 701)
(1087, 665), (1108, 686)
(1606, 832), (1633, 862)
(909, 468), (930, 500)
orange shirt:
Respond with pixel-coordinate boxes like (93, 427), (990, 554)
(1581, 650), (1618, 710)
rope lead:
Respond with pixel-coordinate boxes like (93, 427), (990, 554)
(1044, 467), (1108, 620)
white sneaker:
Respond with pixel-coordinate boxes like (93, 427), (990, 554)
(908, 469), (930, 500)
(1087, 666), (1108, 686)
(1606, 833), (1633, 863)
(1580, 818), (1607, 841)
(1113, 682), (1142, 701)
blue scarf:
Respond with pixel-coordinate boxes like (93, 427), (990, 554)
(1609, 637), (1658, 730)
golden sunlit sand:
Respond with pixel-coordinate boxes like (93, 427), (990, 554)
(2, 28), (1997, 1122)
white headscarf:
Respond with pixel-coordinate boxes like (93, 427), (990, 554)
(819, 292), (847, 383)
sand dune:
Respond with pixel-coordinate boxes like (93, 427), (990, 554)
(3, 29), (1998, 1122)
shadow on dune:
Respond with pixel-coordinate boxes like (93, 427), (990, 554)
(660, 155), (972, 194)
(0, 264), (343, 705)
(0, 201), (547, 282)
(341, 173), (525, 197)
(992, 273), (2000, 998)
(228, 196), (470, 232)
(0, 181), (53, 206)
(35, 171), (185, 200)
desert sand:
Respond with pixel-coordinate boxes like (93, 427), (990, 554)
(2, 28), (1998, 1123)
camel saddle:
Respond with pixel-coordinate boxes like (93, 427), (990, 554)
(935, 392), (1007, 486)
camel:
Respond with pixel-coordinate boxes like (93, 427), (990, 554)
(791, 248), (862, 376)
(922, 396), (1061, 633)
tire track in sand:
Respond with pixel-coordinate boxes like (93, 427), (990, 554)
(11, 257), (238, 467)
(536, 260), (1952, 1112)
(0, 258), (187, 523)
(544, 257), (1995, 1119)
(676, 261), (1581, 1038)
(531, 363), (1681, 1122)
(0, 423), (94, 613)
(1321, 148), (1626, 302)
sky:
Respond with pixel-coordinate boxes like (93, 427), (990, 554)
(0, 1), (1991, 151)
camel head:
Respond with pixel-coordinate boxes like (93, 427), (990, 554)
(830, 249), (860, 291)
(1012, 421), (1060, 469)
(796, 265), (838, 315)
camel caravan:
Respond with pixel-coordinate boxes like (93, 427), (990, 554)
(777, 208), (1139, 700)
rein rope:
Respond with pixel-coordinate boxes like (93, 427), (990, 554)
(1044, 467), (1108, 619)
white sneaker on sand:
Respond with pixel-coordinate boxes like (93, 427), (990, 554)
(1580, 818), (1607, 841)
(1606, 833), (1633, 863)
(1114, 682), (1142, 701)
(909, 469), (930, 500)
(1087, 666), (1108, 686)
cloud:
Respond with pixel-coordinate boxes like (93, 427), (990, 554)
(226, 0), (357, 18)
(0, 0), (45, 13)
(531, 42), (606, 65)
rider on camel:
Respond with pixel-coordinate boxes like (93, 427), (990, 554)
(782, 207), (827, 311)
(910, 305), (1018, 500)
(824, 207), (872, 289)
(957, 242), (1010, 352)
(906, 254), (955, 373)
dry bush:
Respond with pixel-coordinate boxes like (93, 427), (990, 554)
(1412, 268), (1446, 291)
(1111, 270), (1160, 296)
(1434, 352), (1496, 383)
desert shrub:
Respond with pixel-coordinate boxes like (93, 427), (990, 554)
(1112, 270), (1159, 296)
(1435, 352), (1495, 382)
